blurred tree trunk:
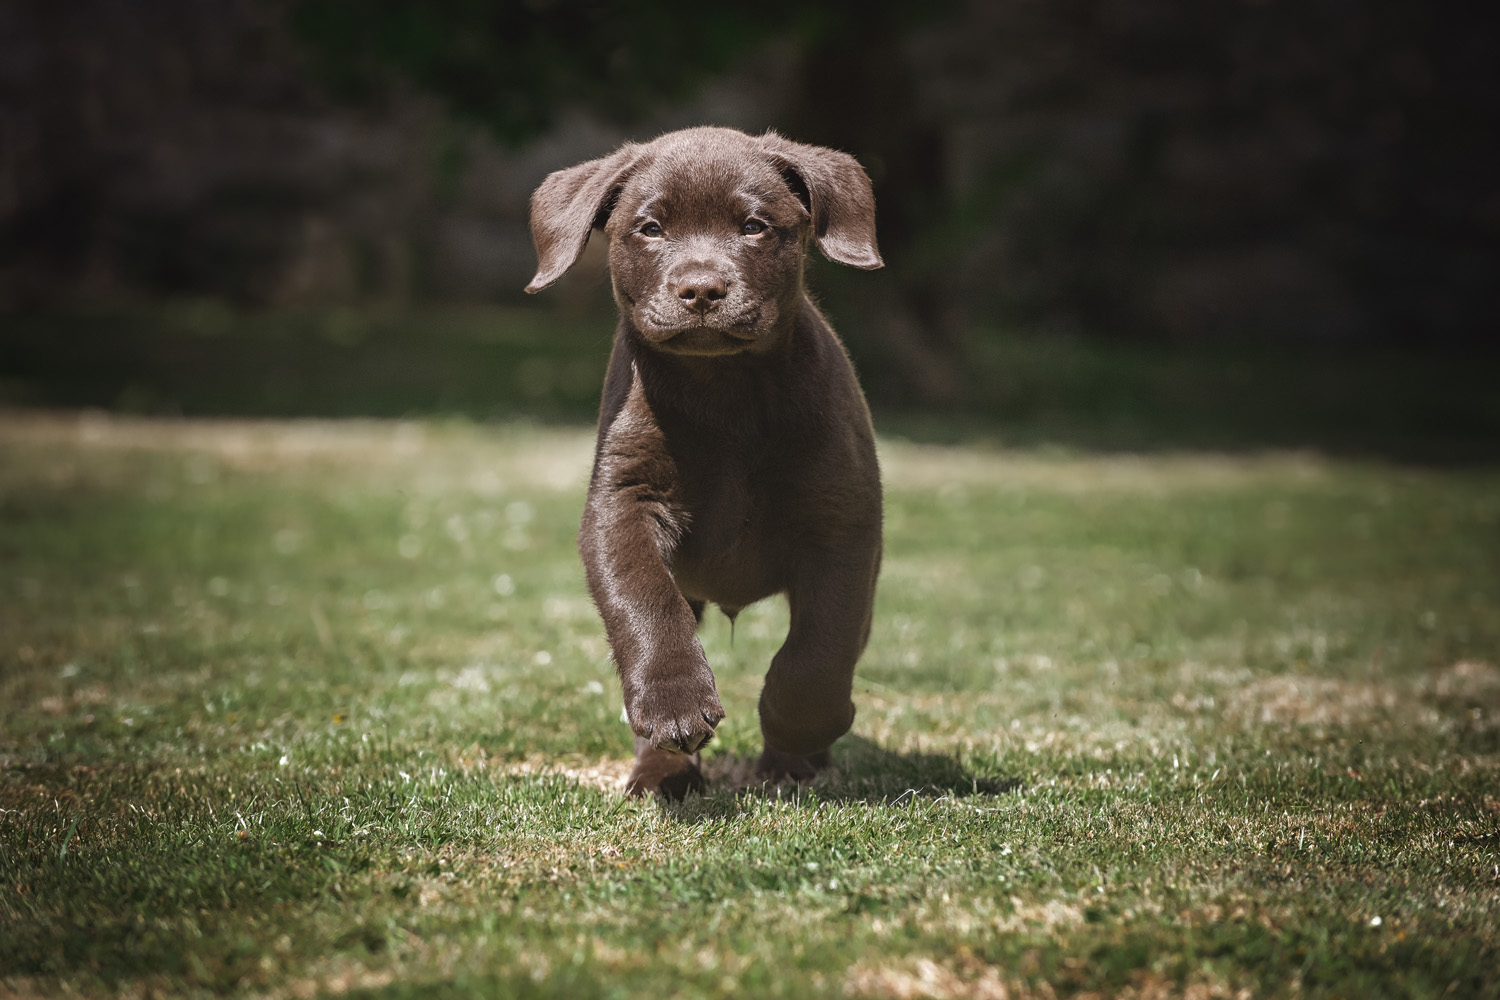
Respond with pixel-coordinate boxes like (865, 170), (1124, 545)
(781, 38), (967, 406)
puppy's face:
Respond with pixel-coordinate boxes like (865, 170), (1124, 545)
(525, 127), (883, 348)
(604, 139), (811, 357)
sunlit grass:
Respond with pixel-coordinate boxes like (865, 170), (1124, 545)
(2, 412), (1497, 998)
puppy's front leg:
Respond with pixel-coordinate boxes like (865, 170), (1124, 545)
(579, 407), (724, 797)
(580, 495), (723, 796)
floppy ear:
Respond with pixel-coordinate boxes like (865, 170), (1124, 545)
(759, 132), (883, 270)
(524, 143), (643, 293)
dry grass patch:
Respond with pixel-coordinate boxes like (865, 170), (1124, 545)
(848, 956), (1254, 1000)
(0, 411), (593, 494)
(846, 957), (1013, 1000)
(1226, 675), (1413, 728)
(878, 440), (1331, 496)
(488, 755), (635, 794)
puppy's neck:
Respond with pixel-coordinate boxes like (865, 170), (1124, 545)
(625, 295), (827, 435)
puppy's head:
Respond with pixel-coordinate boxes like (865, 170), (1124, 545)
(526, 127), (881, 357)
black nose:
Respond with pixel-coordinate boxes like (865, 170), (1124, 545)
(674, 270), (728, 310)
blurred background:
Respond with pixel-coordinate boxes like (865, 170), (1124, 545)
(2, 0), (1497, 460)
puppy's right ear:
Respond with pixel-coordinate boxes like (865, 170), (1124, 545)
(525, 144), (642, 293)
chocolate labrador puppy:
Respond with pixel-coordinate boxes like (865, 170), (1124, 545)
(525, 126), (883, 798)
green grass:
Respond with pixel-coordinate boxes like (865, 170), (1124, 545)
(2, 413), (1498, 998)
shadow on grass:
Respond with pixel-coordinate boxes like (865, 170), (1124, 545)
(0, 766), (376, 989)
(663, 734), (1020, 822)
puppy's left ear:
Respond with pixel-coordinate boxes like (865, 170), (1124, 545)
(525, 143), (643, 293)
(760, 132), (883, 270)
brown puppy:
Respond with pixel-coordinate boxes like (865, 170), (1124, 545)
(525, 126), (883, 798)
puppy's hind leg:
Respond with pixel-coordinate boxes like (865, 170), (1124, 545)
(625, 736), (705, 800)
(755, 548), (879, 784)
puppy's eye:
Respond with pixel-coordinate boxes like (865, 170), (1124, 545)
(639, 222), (663, 238)
(740, 219), (767, 236)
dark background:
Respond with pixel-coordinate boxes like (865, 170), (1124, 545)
(2, 0), (1497, 459)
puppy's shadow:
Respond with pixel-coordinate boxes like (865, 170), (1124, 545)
(661, 734), (1021, 823)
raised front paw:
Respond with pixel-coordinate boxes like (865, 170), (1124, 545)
(626, 670), (725, 755)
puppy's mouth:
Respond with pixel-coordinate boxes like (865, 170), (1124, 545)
(634, 302), (767, 356)
(650, 324), (760, 356)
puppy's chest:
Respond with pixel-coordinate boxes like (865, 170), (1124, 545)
(676, 458), (775, 551)
(669, 454), (789, 594)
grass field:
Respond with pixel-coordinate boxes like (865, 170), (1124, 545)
(2, 412), (1498, 998)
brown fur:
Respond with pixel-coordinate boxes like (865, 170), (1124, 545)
(526, 126), (884, 797)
